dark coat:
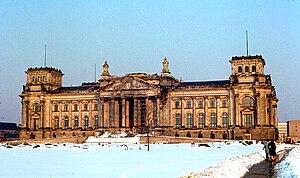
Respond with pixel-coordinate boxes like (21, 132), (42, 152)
(268, 141), (276, 156)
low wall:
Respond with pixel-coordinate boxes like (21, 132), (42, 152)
(140, 136), (224, 144)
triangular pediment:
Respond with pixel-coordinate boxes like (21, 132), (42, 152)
(241, 107), (254, 112)
(104, 76), (155, 91)
(31, 113), (40, 118)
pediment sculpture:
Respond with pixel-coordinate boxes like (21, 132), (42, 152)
(105, 77), (153, 91)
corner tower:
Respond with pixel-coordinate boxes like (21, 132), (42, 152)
(23, 67), (64, 92)
(229, 55), (278, 140)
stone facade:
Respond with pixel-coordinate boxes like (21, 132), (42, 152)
(20, 55), (278, 140)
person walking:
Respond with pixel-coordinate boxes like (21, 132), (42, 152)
(263, 141), (269, 161)
(268, 140), (277, 161)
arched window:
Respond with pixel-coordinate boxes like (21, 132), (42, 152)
(175, 113), (182, 128)
(54, 116), (59, 129)
(186, 113), (193, 128)
(84, 116), (89, 129)
(32, 76), (35, 82)
(43, 76), (46, 81)
(210, 112), (217, 128)
(245, 66), (250, 72)
(73, 104), (78, 111)
(238, 66), (243, 73)
(94, 115), (99, 128)
(64, 116), (69, 129)
(74, 116), (79, 129)
(243, 97), (254, 107)
(252, 65), (256, 72)
(37, 76), (40, 82)
(222, 112), (228, 128)
(198, 113), (205, 128)
(83, 103), (88, 111)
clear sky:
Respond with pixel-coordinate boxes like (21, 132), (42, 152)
(1, 0), (299, 124)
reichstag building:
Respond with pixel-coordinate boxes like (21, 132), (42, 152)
(20, 55), (278, 140)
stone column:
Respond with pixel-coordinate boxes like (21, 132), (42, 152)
(103, 99), (108, 128)
(134, 98), (138, 127)
(234, 94), (240, 126)
(192, 97), (196, 128)
(147, 97), (153, 126)
(89, 101), (93, 129)
(40, 101), (44, 129)
(126, 99), (130, 128)
(204, 96), (208, 127)
(109, 99), (114, 128)
(229, 90), (235, 126)
(21, 100), (28, 128)
(99, 99), (104, 127)
(44, 99), (50, 128)
(114, 98), (119, 128)
(59, 103), (63, 129)
(137, 98), (141, 127)
(216, 96), (220, 127)
(78, 101), (82, 128)
(180, 97), (184, 128)
(156, 97), (160, 126)
(122, 98), (126, 127)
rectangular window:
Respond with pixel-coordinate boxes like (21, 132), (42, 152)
(54, 117), (59, 129)
(210, 113), (217, 128)
(64, 104), (68, 112)
(186, 113), (193, 128)
(221, 100), (227, 108)
(198, 100), (203, 108)
(93, 103), (98, 111)
(64, 116), (69, 129)
(94, 115), (99, 128)
(198, 113), (205, 128)
(74, 116), (79, 129)
(35, 104), (41, 112)
(84, 116), (89, 129)
(222, 112), (229, 128)
(209, 100), (216, 108)
(175, 101), (180, 109)
(175, 113), (182, 129)
(186, 100), (192, 109)
(244, 114), (252, 128)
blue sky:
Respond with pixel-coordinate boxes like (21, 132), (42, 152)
(1, 0), (300, 123)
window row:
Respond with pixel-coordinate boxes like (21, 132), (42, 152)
(53, 115), (99, 129)
(32, 75), (47, 83)
(53, 103), (99, 112)
(238, 65), (256, 73)
(175, 112), (229, 129)
(174, 99), (228, 109)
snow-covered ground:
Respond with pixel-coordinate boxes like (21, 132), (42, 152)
(0, 141), (298, 178)
(274, 145), (300, 177)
